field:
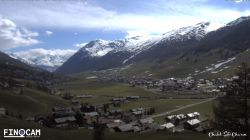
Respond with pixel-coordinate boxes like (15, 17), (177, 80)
(0, 76), (216, 140)
(56, 77), (159, 104)
(116, 99), (205, 113)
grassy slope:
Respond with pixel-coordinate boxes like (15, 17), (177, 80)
(57, 77), (157, 104)
(121, 49), (250, 79)
(0, 88), (69, 117)
(117, 99), (205, 113)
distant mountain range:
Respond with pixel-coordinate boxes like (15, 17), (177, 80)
(8, 49), (76, 72)
(0, 51), (54, 81)
(4, 16), (250, 79)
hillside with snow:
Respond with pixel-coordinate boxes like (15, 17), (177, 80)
(56, 21), (224, 74)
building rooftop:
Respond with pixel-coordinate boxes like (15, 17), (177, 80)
(54, 116), (76, 124)
(161, 122), (175, 129)
(186, 119), (201, 125)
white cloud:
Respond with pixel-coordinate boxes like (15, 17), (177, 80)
(45, 30), (53, 36)
(235, 0), (243, 3)
(74, 43), (88, 48)
(125, 30), (153, 39)
(0, 0), (249, 37)
(10, 48), (77, 67)
(0, 17), (40, 50)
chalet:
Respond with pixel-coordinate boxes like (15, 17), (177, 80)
(138, 118), (154, 125)
(162, 80), (178, 91)
(146, 123), (162, 131)
(161, 122), (175, 131)
(54, 116), (77, 128)
(121, 112), (136, 123)
(106, 119), (124, 130)
(84, 112), (99, 117)
(187, 112), (200, 119)
(0, 108), (6, 116)
(133, 126), (141, 132)
(175, 114), (187, 124)
(52, 107), (72, 112)
(106, 123), (118, 129)
(0, 82), (9, 89)
(131, 108), (145, 118)
(111, 97), (126, 102)
(111, 97), (126, 106)
(108, 109), (122, 116)
(166, 115), (177, 124)
(25, 117), (35, 122)
(80, 104), (96, 113)
(52, 108), (75, 118)
(126, 96), (140, 100)
(184, 119), (201, 129)
(114, 124), (134, 132)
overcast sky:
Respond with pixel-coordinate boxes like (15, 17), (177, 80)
(0, 0), (249, 55)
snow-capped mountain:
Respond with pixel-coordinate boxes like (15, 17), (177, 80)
(8, 48), (76, 72)
(57, 21), (221, 74)
(77, 22), (219, 58)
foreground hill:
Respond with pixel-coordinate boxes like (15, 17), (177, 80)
(0, 51), (55, 81)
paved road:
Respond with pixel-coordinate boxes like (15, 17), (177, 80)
(149, 97), (217, 119)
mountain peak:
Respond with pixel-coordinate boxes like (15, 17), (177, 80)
(227, 16), (250, 26)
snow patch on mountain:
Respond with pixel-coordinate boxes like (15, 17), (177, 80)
(194, 57), (236, 75)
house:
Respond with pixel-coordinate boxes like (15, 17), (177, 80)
(139, 118), (154, 125)
(166, 115), (177, 124)
(126, 96), (140, 100)
(106, 119), (124, 130)
(187, 112), (200, 119)
(146, 123), (162, 131)
(131, 108), (146, 119)
(111, 97), (126, 106)
(80, 104), (96, 113)
(161, 122), (175, 131)
(114, 124), (134, 132)
(26, 117), (35, 122)
(162, 80), (178, 91)
(108, 109), (122, 116)
(0, 108), (6, 117)
(111, 97), (126, 102)
(184, 119), (201, 129)
(54, 116), (77, 128)
(121, 112), (136, 123)
(52, 107), (72, 112)
(84, 112), (99, 117)
(175, 114), (187, 124)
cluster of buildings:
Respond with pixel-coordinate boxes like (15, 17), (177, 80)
(31, 103), (155, 131)
(165, 112), (210, 133)
(16, 101), (210, 135)
(128, 77), (227, 94)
